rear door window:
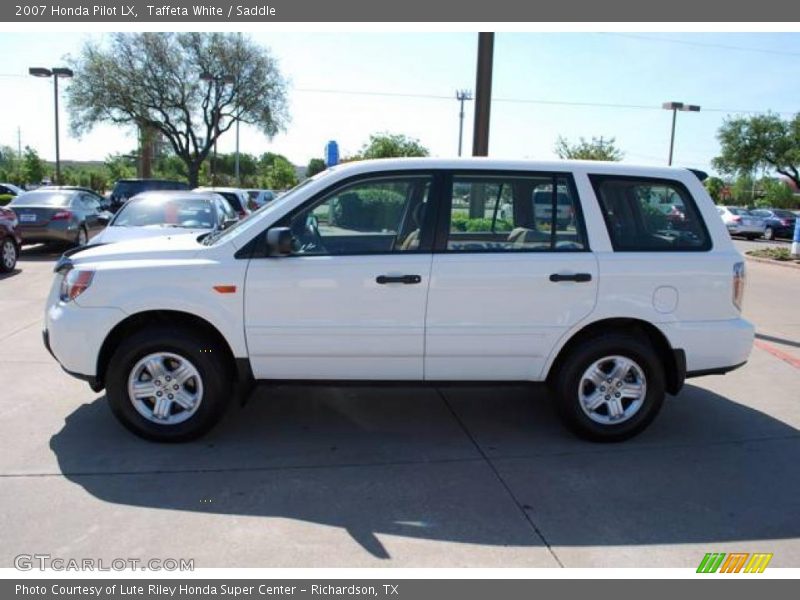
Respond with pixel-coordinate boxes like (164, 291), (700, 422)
(590, 176), (711, 251)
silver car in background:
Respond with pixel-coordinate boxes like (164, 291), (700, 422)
(8, 188), (111, 247)
(717, 205), (765, 240)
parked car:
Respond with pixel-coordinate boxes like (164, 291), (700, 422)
(0, 205), (22, 272)
(246, 189), (279, 210)
(43, 159), (754, 443)
(717, 206), (765, 240)
(0, 183), (24, 197)
(193, 187), (251, 219)
(748, 208), (797, 240)
(108, 179), (190, 212)
(91, 191), (239, 244)
(8, 188), (111, 247)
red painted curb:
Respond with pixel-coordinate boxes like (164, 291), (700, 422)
(754, 339), (800, 370)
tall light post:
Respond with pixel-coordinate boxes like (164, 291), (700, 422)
(662, 101), (700, 166)
(200, 71), (235, 186)
(455, 89), (472, 157)
(29, 67), (73, 185)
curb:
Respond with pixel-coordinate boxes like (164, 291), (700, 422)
(745, 255), (800, 270)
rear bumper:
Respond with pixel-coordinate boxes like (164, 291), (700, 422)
(659, 318), (755, 374)
(20, 225), (77, 244)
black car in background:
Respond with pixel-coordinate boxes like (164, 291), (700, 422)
(108, 179), (190, 212)
(749, 208), (797, 240)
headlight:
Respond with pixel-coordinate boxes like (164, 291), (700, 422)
(59, 268), (95, 302)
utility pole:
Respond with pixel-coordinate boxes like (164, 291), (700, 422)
(455, 89), (472, 157)
(472, 32), (494, 157)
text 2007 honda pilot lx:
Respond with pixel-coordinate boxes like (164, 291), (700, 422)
(44, 159), (754, 442)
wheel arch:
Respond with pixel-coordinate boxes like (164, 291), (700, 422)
(544, 317), (685, 395)
(95, 310), (238, 390)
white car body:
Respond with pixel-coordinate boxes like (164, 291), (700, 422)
(44, 158), (755, 441)
(717, 205), (766, 238)
(91, 225), (208, 244)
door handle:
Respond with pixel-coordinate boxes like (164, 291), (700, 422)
(549, 273), (592, 283)
(376, 274), (422, 285)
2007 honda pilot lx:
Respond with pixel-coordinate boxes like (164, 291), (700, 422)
(44, 159), (754, 442)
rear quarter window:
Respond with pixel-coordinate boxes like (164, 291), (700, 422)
(590, 175), (711, 252)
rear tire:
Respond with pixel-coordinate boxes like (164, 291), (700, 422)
(0, 237), (17, 272)
(75, 226), (88, 247)
(106, 327), (231, 442)
(552, 333), (666, 442)
(764, 227), (774, 241)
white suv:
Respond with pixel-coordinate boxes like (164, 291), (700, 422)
(44, 159), (754, 442)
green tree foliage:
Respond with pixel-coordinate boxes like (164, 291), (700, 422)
(713, 113), (800, 189)
(731, 174), (756, 205)
(555, 136), (624, 161)
(704, 177), (726, 204)
(306, 158), (327, 177)
(264, 156), (298, 189)
(22, 146), (46, 184)
(356, 133), (429, 159)
(759, 178), (796, 209)
(66, 32), (289, 187)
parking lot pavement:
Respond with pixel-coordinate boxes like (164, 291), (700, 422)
(1, 246), (798, 568)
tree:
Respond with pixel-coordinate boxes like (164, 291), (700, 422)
(704, 176), (726, 204)
(357, 133), (429, 159)
(306, 158), (326, 177)
(712, 113), (800, 190)
(22, 146), (46, 184)
(759, 178), (795, 209)
(264, 156), (298, 189)
(66, 32), (289, 187)
(555, 136), (624, 161)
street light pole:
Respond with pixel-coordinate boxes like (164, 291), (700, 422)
(29, 66), (73, 185)
(662, 101), (701, 166)
(455, 89), (472, 157)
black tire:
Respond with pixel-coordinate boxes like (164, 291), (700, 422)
(0, 237), (17, 273)
(764, 227), (774, 241)
(106, 327), (231, 442)
(551, 333), (666, 442)
(75, 226), (89, 248)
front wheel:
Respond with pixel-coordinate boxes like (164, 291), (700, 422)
(551, 334), (665, 442)
(106, 327), (231, 442)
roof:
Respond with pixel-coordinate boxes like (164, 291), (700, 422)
(326, 157), (700, 180)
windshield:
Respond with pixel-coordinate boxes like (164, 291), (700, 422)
(10, 192), (71, 207)
(112, 196), (216, 228)
(202, 174), (327, 246)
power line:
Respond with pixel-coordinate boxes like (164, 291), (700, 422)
(293, 87), (795, 116)
(600, 32), (800, 58)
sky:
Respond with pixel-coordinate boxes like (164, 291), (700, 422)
(0, 31), (798, 174)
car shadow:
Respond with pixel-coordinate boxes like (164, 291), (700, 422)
(0, 268), (21, 280)
(49, 383), (800, 559)
(18, 244), (63, 262)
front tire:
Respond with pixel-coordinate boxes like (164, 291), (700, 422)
(106, 327), (231, 442)
(552, 334), (665, 442)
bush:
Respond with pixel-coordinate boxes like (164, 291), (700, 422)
(0, 194), (12, 206)
(330, 189), (406, 231)
(451, 214), (513, 232)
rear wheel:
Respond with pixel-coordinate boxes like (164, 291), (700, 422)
(75, 226), (88, 247)
(764, 227), (775, 241)
(552, 334), (665, 442)
(0, 237), (17, 272)
(106, 327), (231, 442)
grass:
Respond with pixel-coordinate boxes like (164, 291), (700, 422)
(746, 247), (800, 264)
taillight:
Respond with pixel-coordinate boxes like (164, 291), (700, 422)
(52, 210), (73, 221)
(780, 219), (790, 226)
(59, 268), (95, 302)
(733, 262), (746, 311)
(731, 215), (741, 223)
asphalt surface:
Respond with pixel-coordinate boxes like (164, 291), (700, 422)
(0, 243), (798, 568)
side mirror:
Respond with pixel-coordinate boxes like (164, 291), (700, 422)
(266, 227), (293, 256)
(222, 217), (238, 230)
(97, 212), (113, 224)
